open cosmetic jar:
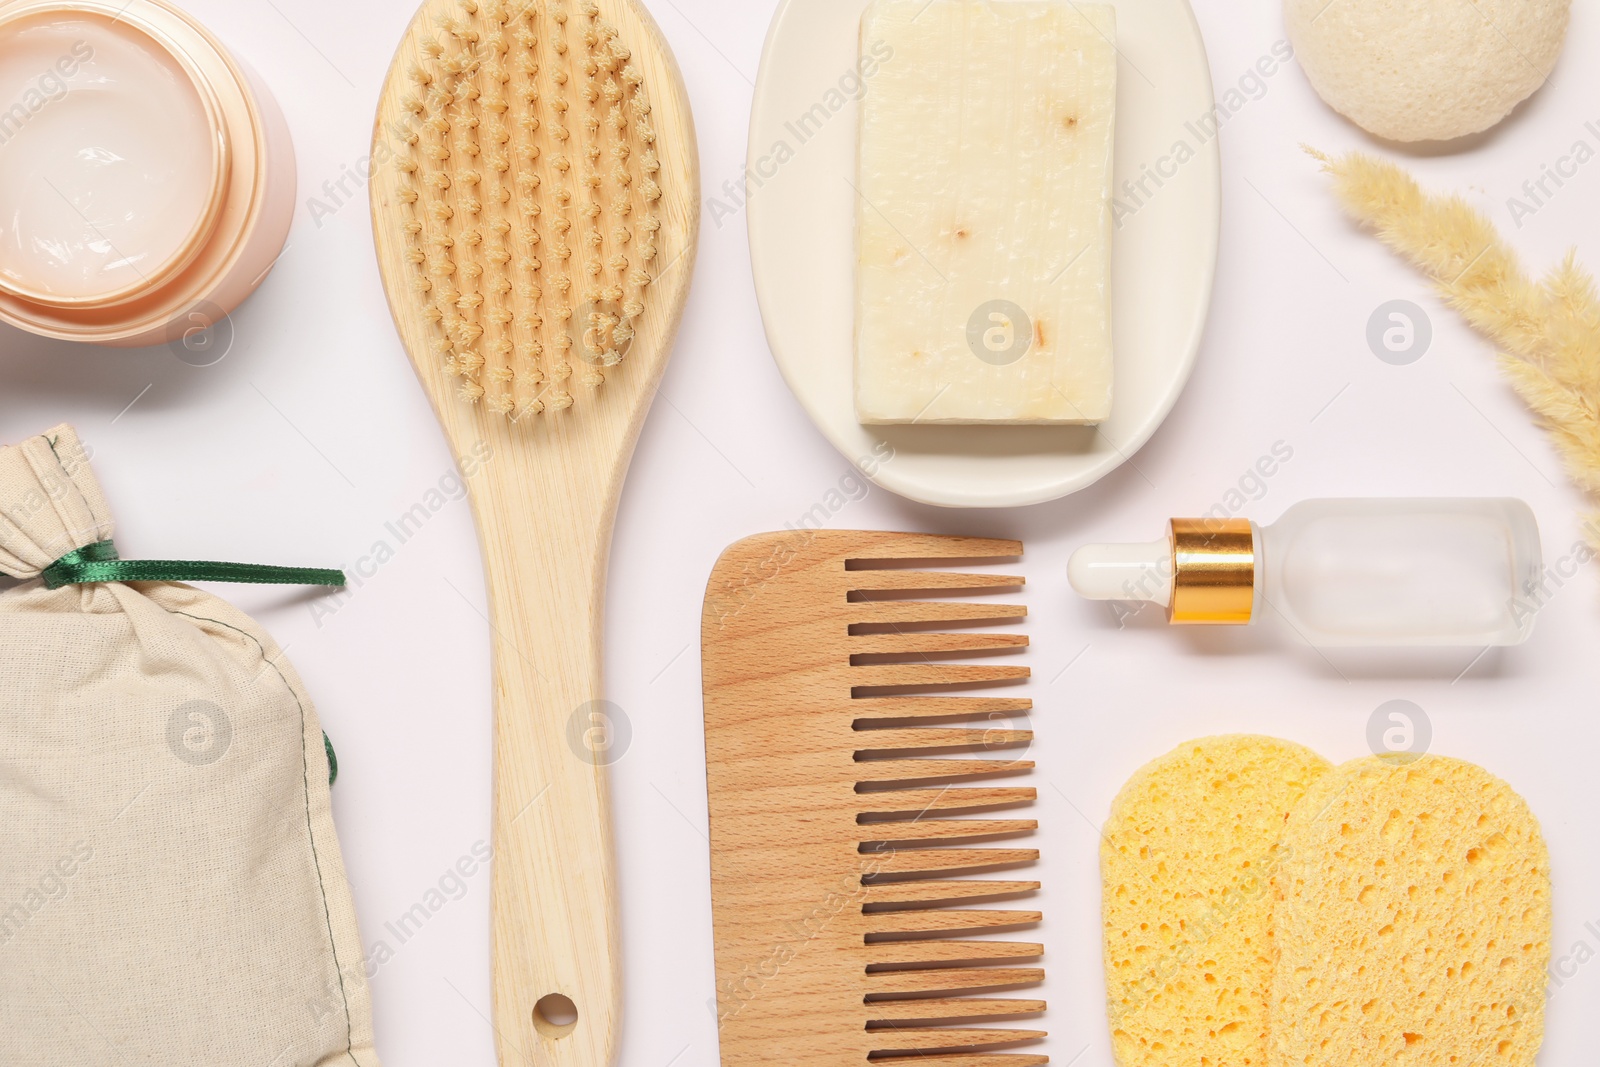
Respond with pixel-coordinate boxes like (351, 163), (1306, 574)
(0, 0), (295, 346)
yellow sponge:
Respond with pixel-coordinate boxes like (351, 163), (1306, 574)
(1268, 755), (1551, 1067)
(1102, 736), (1334, 1067)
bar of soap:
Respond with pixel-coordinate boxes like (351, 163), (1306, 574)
(855, 0), (1117, 426)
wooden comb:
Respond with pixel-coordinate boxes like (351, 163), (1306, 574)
(701, 531), (1047, 1067)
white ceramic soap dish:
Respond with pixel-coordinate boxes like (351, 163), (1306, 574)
(747, 0), (1221, 508)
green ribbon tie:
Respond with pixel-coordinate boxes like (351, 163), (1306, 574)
(43, 541), (346, 591)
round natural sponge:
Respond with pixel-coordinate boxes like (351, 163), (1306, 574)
(1285, 0), (1570, 142)
(1269, 755), (1551, 1067)
(1101, 736), (1333, 1067)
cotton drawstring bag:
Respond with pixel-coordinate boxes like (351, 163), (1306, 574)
(0, 425), (379, 1067)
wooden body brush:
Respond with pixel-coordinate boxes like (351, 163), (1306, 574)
(701, 531), (1047, 1066)
(370, 1), (697, 1063)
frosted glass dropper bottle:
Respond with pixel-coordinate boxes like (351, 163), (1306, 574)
(1068, 499), (1543, 647)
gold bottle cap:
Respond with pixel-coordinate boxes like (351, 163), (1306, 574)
(1169, 518), (1256, 625)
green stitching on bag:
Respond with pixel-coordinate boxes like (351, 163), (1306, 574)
(171, 610), (360, 1066)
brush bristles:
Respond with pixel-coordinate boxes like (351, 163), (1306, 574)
(396, 0), (662, 420)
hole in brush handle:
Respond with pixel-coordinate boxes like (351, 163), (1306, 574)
(533, 992), (580, 1038)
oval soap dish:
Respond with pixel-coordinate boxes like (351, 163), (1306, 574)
(748, 0), (1221, 508)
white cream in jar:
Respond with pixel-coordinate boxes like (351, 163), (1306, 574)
(0, 16), (218, 302)
(0, 0), (295, 348)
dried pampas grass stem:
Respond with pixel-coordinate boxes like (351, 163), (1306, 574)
(1310, 147), (1600, 540)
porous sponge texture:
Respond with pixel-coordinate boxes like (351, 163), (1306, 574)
(1285, 0), (1570, 142)
(1269, 755), (1552, 1067)
(1102, 736), (1334, 1067)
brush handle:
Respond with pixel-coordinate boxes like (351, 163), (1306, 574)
(476, 437), (623, 1067)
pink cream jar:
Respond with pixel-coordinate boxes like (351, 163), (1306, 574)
(0, 0), (295, 347)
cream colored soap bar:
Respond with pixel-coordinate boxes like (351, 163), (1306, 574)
(855, 0), (1117, 425)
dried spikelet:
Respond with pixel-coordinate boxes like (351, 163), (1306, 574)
(1316, 147), (1600, 543)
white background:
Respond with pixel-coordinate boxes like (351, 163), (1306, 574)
(3, 0), (1598, 1063)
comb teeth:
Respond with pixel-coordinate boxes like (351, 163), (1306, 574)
(396, 0), (662, 421)
(866, 940), (1043, 970)
(865, 909), (1043, 938)
(858, 820), (1038, 847)
(862, 880), (1042, 908)
(850, 600), (1029, 632)
(857, 736), (1033, 765)
(857, 788), (1038, 818)
(861, 847), (1040, 879)
(849, 545), (1043, 1062)
(864, 1054), (1048, 1067)
(866, 997), (1046, 1024)
(865, 967), (1046, 998)
(855, 759), (1036, 786)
